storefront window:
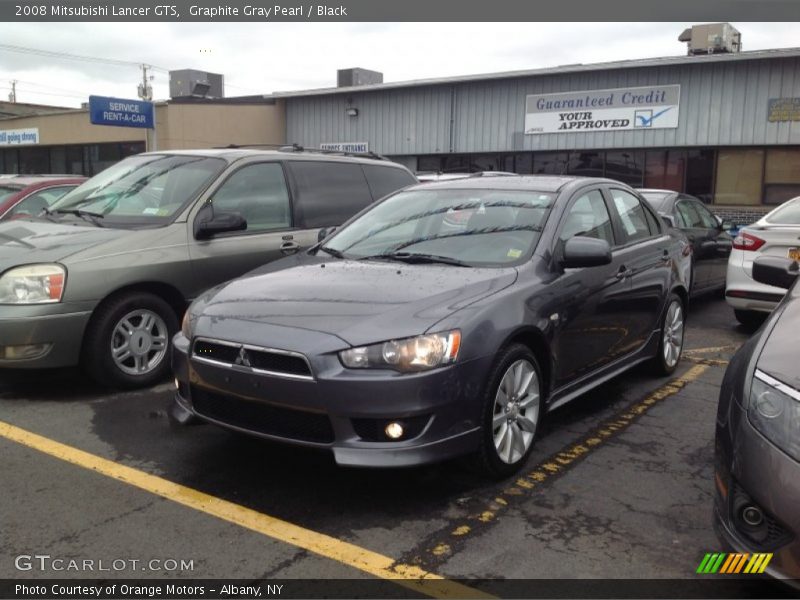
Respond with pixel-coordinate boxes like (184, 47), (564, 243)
(417, 155), (443, 172)
(512, 153), (532, 174)
(65, 146), (84, 174)
(2, 149), (18, 174)
(532, 152), (569, 175)
(605, 151), (644, 186)
(764, 148), (800, 205)
(18, 147), (50, 174)
(685, 149), (715, 203)
(566, 151), (603, 177)
(644, 150), (685, 191)
(50, 146), (67, 174)
(469, 154), (514, 173)
(714, 149), (764, 205)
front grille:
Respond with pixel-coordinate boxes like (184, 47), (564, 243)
(191, 386), (334, 444)
(191, 338), (312, 379)
(247, 349), (311, 377)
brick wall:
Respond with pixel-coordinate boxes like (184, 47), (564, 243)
(710, 206), (772, 226)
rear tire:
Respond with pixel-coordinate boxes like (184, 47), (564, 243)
(734, 309), (766, 329)
(82, 292), (178, 389)
(651, 294), (685, 376)
(471, 344), (543, 479)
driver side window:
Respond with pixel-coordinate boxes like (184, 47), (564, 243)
(210, 163), (291, 232)
(559, 189), (615, 246)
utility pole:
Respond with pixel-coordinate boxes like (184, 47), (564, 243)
(138, 64), (156, 151)
(8, 80), (16, 103)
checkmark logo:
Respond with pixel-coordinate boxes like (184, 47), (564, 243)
(635, 107), (673, 127)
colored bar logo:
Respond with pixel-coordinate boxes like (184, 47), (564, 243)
(697, 553), (772, 574)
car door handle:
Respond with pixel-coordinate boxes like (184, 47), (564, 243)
(660, 250), (671, 263)
(615, 267), (632, 280)
(280, 241), (300, 255)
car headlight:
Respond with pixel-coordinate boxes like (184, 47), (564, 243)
(748, 370), (800, 461)
(0, 264), (65, 304)
(339, 330), (461, 372)
(181, 310), (193, 338)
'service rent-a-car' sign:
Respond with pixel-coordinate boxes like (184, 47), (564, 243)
(525, 85), (680, 134)
(89, 95), (154, 129)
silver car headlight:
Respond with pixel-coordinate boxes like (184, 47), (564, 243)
(748, 370), (800, 461)
(339, 330), (461, 373)
(0, 264), (66, 304)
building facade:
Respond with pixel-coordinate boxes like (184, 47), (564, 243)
(280, 48), (800, 219)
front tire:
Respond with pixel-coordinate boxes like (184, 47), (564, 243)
(82, 292), (178, 389)
(472, 344), (543, 479)
(652, 293), (685, 375)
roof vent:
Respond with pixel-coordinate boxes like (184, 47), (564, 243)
(169, 69), (225, 99)
(679, 23), (741, 55)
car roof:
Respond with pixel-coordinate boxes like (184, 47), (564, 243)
(638, 188), (678, 195)
(0, 175), (86, 187)
(408, 175), (621, 193)
(139, 148), (410, 168)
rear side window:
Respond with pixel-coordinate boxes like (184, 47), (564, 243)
(610, 189), (652, 244)
(765, 199), (800, 225)
(289, 161), (373, 228)
(7, 186), (76, 218)
(363, 165), (416, 200)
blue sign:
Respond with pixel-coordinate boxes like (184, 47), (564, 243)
(89, 95), (154, 129)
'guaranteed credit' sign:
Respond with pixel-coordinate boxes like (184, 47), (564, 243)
(525, 85), (680, 134)
(89, 95), (154, 129)
(0, 128), (39, 146)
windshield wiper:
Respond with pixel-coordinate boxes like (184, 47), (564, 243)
(318, 245), (345, 259)
(54, 208), (105, 226)
(361, 252), (471, 267)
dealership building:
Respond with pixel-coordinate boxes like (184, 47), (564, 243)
(1, 26), (799, 222)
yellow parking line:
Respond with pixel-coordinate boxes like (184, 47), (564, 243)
(683, 345), (736, 355)
(0, 420), (492, 600)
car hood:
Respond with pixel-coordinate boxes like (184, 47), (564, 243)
(192, 255), (518, 347)
(757, 285), (800, 390)
(0, 219), (124, 271)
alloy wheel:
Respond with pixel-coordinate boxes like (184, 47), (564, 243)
(110, 309), (169, 376)
(492, 359), (540, 464)
(662, 300), (684, 368)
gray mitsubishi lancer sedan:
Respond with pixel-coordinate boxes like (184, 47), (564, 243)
(172, 176), (692, 477)
(0, 148), (416, 388)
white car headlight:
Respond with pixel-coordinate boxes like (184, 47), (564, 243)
(339, 330), (461, 373)
(0, 264), (66, 304)
(748, 370), (800, 462)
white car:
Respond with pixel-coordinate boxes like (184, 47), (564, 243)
(726, 196), (800, 326)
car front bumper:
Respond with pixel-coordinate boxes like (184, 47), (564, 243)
(171, 332), (492, 468)
(0, 304), (92, 368)
(714, 399), (800, 584)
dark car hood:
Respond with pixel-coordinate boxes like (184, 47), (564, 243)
(757, 285), (800, 390)
(0, 219), (122, 271)
(193, 256), (518, 347)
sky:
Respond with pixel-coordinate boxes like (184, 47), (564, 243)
(0, 22), (797, 108)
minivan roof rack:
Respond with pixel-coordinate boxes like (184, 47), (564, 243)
(278, 144), (389, 161)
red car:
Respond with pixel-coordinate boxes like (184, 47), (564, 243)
(0, 175), (87, 221)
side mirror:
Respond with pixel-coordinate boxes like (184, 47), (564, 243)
(194, 205), (247, 240)
(752, 256), (799, 290)
(661, 214), (677, 228)
(720, 219), (735, 231)
(317, 226), (337, 243)
(562, 237), (612, 269)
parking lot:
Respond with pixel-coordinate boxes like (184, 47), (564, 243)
(0, 293), (789, 597)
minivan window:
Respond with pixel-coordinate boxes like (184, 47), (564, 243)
(52, 154), (225, 226)
(289, 161), (373, 228)
(210, 163), (291, 232)
(363, 165), (416, 200)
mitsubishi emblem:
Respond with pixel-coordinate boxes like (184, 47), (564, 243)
(234, 347), (251, 367)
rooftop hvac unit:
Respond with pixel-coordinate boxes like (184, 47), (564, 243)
(679, 23), (742, 55)
(169, 69), (225, 99)
(337, 68), (383, 88)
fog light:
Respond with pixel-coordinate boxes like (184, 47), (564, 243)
(174, 378), (180, 389)
(2, 343), (52, 360)
(385, 422), (404, 440)
(741, 505), (764, 527)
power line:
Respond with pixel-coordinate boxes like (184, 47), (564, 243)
(0, 86), (86, 100)
(0, 43), (168, 72)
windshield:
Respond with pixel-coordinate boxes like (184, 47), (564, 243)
(640, 192), (670, 211)
(323, 188), (554, 266)
(51, 154), (226, 226)
(765, 197), (800, 225)
(0, 185), (22, 203)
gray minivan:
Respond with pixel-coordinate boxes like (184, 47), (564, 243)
(0, 148), (417, 388)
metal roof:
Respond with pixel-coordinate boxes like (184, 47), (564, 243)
(269, 47), (800, 99)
